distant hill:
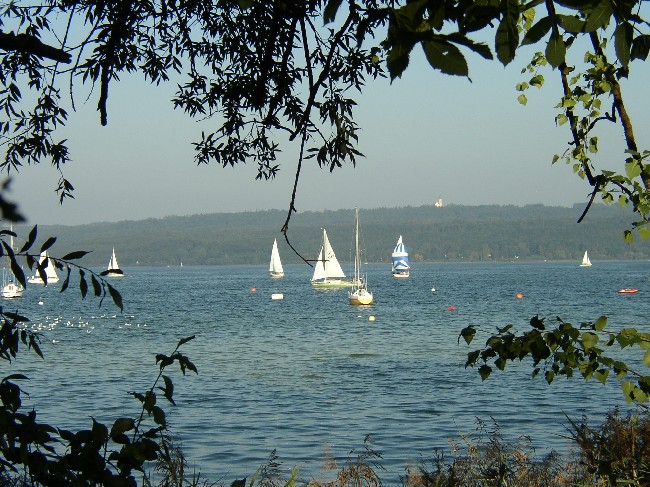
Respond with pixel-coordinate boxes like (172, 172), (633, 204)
(17, 203), (650, 268)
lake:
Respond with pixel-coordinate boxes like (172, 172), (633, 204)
(10, 260), (650, 484)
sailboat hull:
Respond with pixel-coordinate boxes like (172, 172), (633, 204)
(270, 271), (284, 278)
(349, 288), (373, 305)
(392, 271), (409, 278)
(311, 279), (354, 288)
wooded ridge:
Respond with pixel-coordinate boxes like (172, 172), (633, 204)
(23, 204), (650, 268)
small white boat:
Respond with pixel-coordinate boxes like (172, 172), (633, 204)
(106, 247), (124, 277)
(391, 235), (410, 278)
(348, 209), (373, 305)
(2, 279), (24, 299)
(2, 227), (24, 298)
(27, 250), (60, 284)
(269, 238), (284, 278)
(311, 229), (354, 288)
(580, 250), (592, 267)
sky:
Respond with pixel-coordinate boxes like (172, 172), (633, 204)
(6, 29), (650, 226)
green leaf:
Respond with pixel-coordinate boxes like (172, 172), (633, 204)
(422, 40), (468, 76)
(582, 331), (599, 351)
(386, 42), (413, 80)
(622, 381), (634, 402)
(631, 34), (650, 61)
(545, 32), (566, 68)
(91, 274), (102, 297)
(152, 405), (166, 427)
(625, 159), (642, 179)
(40, 236), (56, 253)
(594, 369), (609, 385)
(517, 94), (528, 105)
(594, 316), (607, 331)
(19, 225), (37, 253)
(644, 350), (650, 367)
(107, 283), (123, 312)
(79, 270), (87, 299)
(495, 6), (518, 65)
(62, 250), (90, 261)
(584, 0), (613, 33)
(522, 16), (552, 45)
(178, 335), (196, 347)
(639, 227), (650, 240)
(159, 375), (176, 405)
(557, 14), (586, 33)
(110, 418), (135, 438)
(615, 22), (632, 66)
(460, 326), (476, 345)
(323, 0), (343, 24)
(478, 364), (492, 381)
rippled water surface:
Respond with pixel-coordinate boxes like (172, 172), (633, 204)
(11, 261), (650, 483)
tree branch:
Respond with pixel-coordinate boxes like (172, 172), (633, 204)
(0, 31), (71, 64)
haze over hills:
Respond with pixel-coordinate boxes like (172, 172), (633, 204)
(17, 203), (650, 268)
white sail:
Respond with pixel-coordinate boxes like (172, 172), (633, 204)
(28, 251), (59, 284)
(580, 251), (592, 267)
(311, 246), (327, 281)
(107, 248), (124, 276)
(321, 230), (346, 278)
(269, 239), (284, 277)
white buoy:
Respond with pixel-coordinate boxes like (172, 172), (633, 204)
(431, 287), (436, 292)
(271, 293), (284, 300)
(368, 315), (376, 322)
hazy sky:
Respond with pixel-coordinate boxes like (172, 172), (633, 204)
(6, 35), (650, 226)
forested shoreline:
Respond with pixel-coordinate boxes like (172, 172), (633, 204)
(26, 203), (650, 267)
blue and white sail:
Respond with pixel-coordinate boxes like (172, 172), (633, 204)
(391, 235), (410, 278)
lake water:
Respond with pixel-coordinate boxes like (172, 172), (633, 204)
(9, 261), (650, 484)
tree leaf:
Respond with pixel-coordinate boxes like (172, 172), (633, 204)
(107, 283), (123, 311)
(594, 316), (607, 331)
(19, 225), (37, 253)
(62, 250), (90, 261)
(615, 22), (633, 67)
(631, 34), (650, 61)
(545, 32), (566, 68)
(79, 270), (88, 299)
(582, 331), (599, 351)
(584, 0), (613, 33)
(40, 237), (57, 252)
(422, 39), (468, 76)
(495, 4), (519, 66)
(557, 14), (586, 34)
(522, 16), (552, 45)
(323, 0), (343, 24)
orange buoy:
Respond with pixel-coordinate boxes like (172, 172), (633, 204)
(447, 306), (457, 311)
(516, 293), (523, 299)
(251, 287), (257, 292)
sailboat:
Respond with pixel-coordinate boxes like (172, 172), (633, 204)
(311, 229), (353, 288)
(580, 250), (592, 267)
(2, 226), (24, 298)
(27, 251), (60, 284)
(391, 235), (410, 278)
(106, 247), (124, 277)
(348, 208), (373, 305)
(269, 238), (284, 278)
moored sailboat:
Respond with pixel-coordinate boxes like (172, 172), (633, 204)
(2, 227), (24, 298)
(348, 209), (373, 305)
(311, 229), (353, 288)
(391, 235), (410, 278)
(580, 250), (592, 267)
(106, 248), (124, 277)
(269, 238), (284, 278)
(28, 250), (60, 284)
